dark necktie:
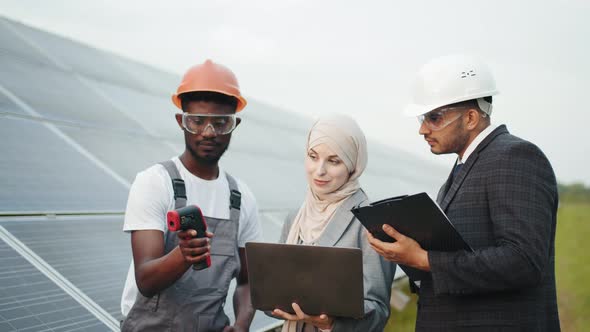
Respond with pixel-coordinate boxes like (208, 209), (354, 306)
(452, 163), (463, 180)
(442, 162), (463, 199)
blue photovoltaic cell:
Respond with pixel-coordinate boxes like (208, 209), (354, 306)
(60, 126), (178, 183)
(0, 116), (128, 213)
(0, 237), (110, 332)
(85, 80), (181, 140)
(0, 59), (143, 132)
(2, 216), (130, 321)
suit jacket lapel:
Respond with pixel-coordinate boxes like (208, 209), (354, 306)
(316, 189), (366, 247)
(437, 161), (457, 205)
(440, 125), (509, 211)
(440, 155), (479, 211)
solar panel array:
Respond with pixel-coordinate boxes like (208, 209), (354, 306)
(0, 16), (446, 331)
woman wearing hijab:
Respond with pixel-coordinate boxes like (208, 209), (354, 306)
(271, 114), (395, 332)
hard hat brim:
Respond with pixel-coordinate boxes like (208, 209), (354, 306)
(172, 91), (247, 112)
(403, 103), (436, 117)
(403, 90), (499, 117)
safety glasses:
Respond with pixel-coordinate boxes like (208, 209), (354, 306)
(418, 106), (466, 131)
(181, 113), (238, 135)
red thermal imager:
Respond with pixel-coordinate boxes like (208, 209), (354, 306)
(167, 205), (211, 271)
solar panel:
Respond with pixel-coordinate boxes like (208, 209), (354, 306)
(240, 100), (313, 134)
(5, 19), (145, 93)
(230, 116), (307, 161)
(258, 211), (289, 242)
(84, 80), (182, 140)
(0, 87), (22, 116)
(60, 127), (177, 182)
(0, 116), (128, 213)
(111, 56), (180, 97)
(0, 17), (55, 69)
(1, 216), (130, 321)
(0, 234), (112, 332)
(0, 60), (143, 132)
(222, 150), (308, 209)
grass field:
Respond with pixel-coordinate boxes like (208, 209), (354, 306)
(555, 201), (590, 331)
(384, 200), (590, 332)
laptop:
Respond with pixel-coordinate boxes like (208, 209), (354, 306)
(245, 242), (365, 318)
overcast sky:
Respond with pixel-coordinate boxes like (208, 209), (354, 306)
(1, 0), (588, 185)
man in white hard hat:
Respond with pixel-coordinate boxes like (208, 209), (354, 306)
(368, 55), (560, 331)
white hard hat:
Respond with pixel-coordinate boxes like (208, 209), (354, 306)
(403, 54), (499, 117)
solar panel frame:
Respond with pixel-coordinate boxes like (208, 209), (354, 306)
(0, 235), (112, 332)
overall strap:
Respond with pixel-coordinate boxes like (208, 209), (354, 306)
(225, 173), (241, 223)
(159, 160), (187, 209)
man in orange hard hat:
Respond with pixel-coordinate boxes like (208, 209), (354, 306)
(120, 59), (261, 331)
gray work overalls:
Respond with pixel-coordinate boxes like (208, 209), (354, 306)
(121, 160), (241, 332)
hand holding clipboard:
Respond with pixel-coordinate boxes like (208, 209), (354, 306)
(351, 192), (472, 281)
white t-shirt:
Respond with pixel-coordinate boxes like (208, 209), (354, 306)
(120, 157), (262, 316)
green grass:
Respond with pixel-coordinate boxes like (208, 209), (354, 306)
(384, 281), (417, 331)
(555, 201), (590, 331)
(384, 200), (590, 332)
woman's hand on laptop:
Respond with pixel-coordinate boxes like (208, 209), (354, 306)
(272, 302), (334, 330)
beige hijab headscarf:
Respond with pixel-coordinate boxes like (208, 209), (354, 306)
(285, 114), (368, 246)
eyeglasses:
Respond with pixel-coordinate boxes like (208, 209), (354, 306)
(418, 106), (467, 131)
(181, 113), (238, 135)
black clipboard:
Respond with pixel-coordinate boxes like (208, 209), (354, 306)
(351, 192), (472, 281)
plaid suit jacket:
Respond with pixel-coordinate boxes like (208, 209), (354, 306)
(415, 125), (560, 331)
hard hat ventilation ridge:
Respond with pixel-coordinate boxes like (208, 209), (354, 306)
(461, 70), (476, 78)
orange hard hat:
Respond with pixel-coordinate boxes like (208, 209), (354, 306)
(171, 59), (247, 112)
